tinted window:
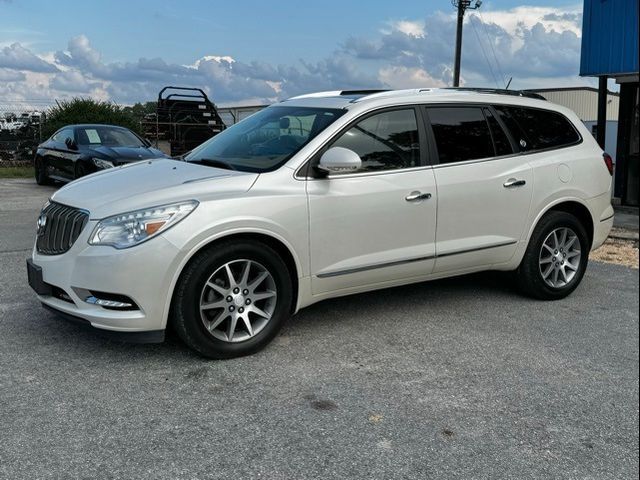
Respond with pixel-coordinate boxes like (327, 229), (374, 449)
(484, 108), (513, 156)
(331, 108), (420, 173)
(427, 107), (494, 163)
(493, 106), (530, 151)
(494, 106), (580, 151)
(186, 106), (345, 173)
(52, 128), (74, 144)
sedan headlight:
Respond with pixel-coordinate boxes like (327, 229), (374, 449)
(89, 200), (198, 249)
(92, 158), (114, 169)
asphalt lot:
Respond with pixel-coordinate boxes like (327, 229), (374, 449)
(1, 178), (638, 479)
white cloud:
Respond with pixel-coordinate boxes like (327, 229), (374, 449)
(0, 67), (25, 81)
(386, 20), (426, 38)
(379, 66), (445, 88)
(477, 5), (582, 37)
(0, 4), (589, 105)
(186, 55), (235, 69)
(0, 42), (59, 72)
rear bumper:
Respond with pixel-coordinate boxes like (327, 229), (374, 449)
(593, 214), (614, 250)
(42, 304), (165, 343)
(588, 192), (615, 250)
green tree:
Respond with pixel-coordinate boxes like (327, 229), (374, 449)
(42, 98), (143, 139)
(122, 101), (157, 119)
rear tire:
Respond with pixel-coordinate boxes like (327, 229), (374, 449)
(34, 157), (50, 185)
(516, 211), (590, 300)
(171, 240), (293, 359)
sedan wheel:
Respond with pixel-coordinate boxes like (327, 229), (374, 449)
(75, 162), (88, 179)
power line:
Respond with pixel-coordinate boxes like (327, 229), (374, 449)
(469, 14), (500, 88)
(476, 10), (507, 88)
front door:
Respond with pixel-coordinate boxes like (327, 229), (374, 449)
(48, 128), (77, 179)
(307, 107), (438, 294)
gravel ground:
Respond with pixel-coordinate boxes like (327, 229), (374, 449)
(1, 179), (638, 479)
(591, 236), (639, 269)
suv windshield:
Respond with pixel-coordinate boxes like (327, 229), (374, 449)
(77, 126), (146, 147)
(184, 106), (345, 172)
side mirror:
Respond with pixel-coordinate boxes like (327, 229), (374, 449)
(65, 137), (78, 150)
(317, 147), (361, 175)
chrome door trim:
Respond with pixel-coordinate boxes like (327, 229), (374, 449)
(436, 240), (518, 259)
(315, 240), (518, 278)
(316, 254), (436, 278)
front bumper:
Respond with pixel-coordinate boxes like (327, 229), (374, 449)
(29, 225), (183, 335)
(42, 304), (164, 343)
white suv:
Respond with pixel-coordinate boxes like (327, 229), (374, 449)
(27, 88), (614, 358)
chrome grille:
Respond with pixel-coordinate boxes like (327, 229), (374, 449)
(36, 202), (89, 255)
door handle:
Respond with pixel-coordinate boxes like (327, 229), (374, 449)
(405, 191), (432, 202)
(503, 178), (526, 188)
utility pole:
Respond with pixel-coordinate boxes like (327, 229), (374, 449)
(452, 0), (482, 87)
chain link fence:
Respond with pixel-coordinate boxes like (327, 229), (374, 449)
(0, 99), (268, 165)
(0, 100), (54, 166)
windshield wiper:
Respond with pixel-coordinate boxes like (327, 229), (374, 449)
(189, 158), (236, 171)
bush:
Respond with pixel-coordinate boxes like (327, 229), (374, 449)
(42, 98), (143, 139)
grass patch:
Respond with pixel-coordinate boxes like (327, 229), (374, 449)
(0, 166), (34, 178)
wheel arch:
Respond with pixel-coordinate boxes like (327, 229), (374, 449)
(164, 230), (302, 329)
(74, 156), (94, 176)
(528, 198), (594, 249)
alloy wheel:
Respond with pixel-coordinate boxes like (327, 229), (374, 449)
(538, 227), (582, 288)
(199, 259), (277, 343)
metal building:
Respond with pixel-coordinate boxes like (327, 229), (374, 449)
(580, 0), (639, 206)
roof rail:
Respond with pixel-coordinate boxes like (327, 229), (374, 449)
(339, 89), (390, 96)
(442, 87), (547, 101)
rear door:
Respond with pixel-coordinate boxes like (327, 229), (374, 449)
(424, 105), (533, 273)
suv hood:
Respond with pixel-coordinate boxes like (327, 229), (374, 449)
(51, 158), (258, 219)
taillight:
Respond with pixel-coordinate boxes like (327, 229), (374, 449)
(603, 153), (614, 176)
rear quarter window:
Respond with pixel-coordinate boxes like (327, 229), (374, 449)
(493, 105), (580, 152)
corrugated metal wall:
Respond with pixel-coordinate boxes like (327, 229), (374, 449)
(529, 89), (619, 121)
(580, 0), (639, 77)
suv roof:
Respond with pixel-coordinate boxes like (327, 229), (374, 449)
(279, 88), (549, 110)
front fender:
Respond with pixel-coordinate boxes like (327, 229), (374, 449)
(159, 217), (307, 329)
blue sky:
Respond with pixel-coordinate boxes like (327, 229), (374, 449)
(1, 0), (595, 105)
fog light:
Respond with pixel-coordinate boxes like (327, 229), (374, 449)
(84, 291), (139, 310)
(85, 296), (133, 309)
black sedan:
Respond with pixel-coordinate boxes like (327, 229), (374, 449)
(34, 124), (168, 185)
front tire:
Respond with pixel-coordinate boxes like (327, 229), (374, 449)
(74, 161), (89, 179)
(171, 240), (293, 359)
(516, 211), (590, 300)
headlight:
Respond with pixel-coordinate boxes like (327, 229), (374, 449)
(89, 200), (198, 249)
(93, 158), (114, 169)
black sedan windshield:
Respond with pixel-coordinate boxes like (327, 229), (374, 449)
(184, 106), (345, 172)
(76, 126), (145, 147)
